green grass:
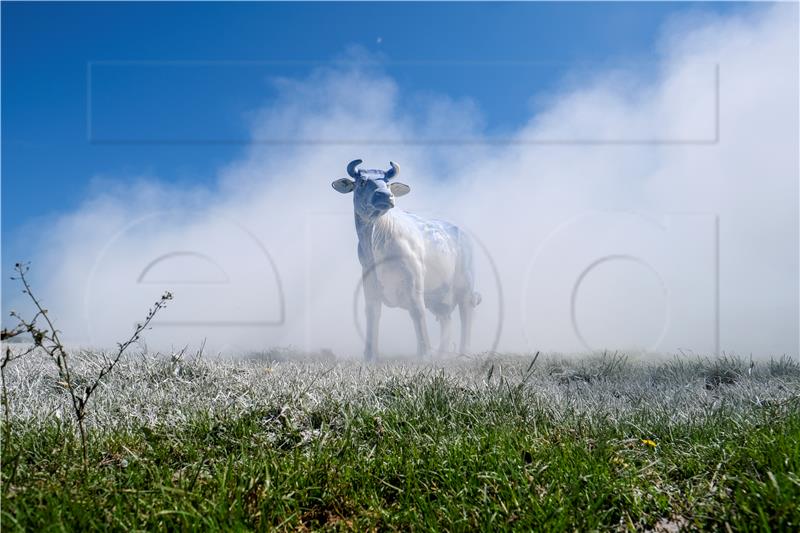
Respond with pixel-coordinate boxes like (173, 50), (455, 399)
(2, 357), (799, 532)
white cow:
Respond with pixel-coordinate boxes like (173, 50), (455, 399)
(332, 159), (481, 360)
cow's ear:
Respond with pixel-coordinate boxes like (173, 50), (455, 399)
(389, 182), (410, 197)
(331, 177), (355, 193)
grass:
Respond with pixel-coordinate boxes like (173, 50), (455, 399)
(2, 351), (799, 531)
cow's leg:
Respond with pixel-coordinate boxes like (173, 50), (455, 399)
(458, 298), (473, 355)
(364, 300), (381, 361)
(363, 280), (381, 361)
(436, 313), (452, 356)
(409, 292), (431, 358)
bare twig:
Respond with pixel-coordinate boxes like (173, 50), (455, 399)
(5, 262), (173, 468)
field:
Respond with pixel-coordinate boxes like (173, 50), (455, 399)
(1, 349), (799, 531)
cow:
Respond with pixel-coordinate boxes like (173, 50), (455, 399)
(332, 159), (481, 360)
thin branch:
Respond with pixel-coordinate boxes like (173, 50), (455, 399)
(5, 262), (173, 469)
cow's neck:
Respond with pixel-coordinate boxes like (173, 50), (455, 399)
(355, 210), (396, 267)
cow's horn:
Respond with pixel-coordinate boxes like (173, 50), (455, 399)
(385, 161), (399, 180)
(347, 159), (363, 178)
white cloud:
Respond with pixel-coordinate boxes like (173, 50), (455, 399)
(10, 4), (798, 357)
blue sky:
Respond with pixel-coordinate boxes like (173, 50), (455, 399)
(2, 2), (749, 280)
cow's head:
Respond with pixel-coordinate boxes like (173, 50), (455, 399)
(331, 159), (410, 220)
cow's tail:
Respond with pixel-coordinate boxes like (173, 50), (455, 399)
(471, 291), (482, 307)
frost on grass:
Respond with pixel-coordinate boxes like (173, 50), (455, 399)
(3, 348), (798, 438)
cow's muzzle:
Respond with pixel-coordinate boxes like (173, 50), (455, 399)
(372, 191), (395, 209)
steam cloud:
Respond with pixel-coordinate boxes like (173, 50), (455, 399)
(9, 5), (798, 357)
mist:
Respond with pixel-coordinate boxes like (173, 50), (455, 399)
(9, 4), (798, 357)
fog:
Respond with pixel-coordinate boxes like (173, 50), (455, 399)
(9, 5), (798, 357)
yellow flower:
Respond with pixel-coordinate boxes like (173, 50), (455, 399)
(641, 439), (657, 448)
